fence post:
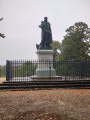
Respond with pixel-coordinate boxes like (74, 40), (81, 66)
(6, 60), (11, 81)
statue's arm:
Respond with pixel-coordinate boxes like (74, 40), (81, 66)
(39, 25), (42, 28)
(39, 21), (44, 29)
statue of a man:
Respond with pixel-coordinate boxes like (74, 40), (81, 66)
(36, 17), (52, 50)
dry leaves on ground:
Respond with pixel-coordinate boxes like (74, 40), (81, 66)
(0, 89), (90, 120)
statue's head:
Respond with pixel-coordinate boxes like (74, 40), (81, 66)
(44, 17), (48, 22)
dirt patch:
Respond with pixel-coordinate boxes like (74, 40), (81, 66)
(12, 111), (72, 120)
(0, 89), (90, 120)
(0, 77), (6, 83)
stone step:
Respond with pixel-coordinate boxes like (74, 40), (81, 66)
(0, 80), (90, 91)
(1, 81), (90, 86)
(4, 79), (90, 83)
(2, 80), (90, 85)
(0, 83), (90, 90)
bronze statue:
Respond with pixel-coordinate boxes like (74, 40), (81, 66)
(36, 17), (52, 50)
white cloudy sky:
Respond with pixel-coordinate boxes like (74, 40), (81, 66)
(0, 0), (90, 65)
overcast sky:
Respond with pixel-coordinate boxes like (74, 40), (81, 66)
(0, 0), (90, 65)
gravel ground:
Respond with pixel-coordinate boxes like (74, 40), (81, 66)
(0, 89), (90, 120)
(0, 78), (6, 83)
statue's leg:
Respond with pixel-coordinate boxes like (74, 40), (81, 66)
(44, 32), (48, 47)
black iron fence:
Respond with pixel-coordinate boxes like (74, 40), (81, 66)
(6, 60), (90, 81)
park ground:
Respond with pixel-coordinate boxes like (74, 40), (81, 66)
(0, 78), (90, 120)
(0, 77), (5, 83)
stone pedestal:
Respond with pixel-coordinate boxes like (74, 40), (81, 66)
(36, 50), (56, 77)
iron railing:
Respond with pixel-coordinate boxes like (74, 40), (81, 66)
(6, 60), (90, 81)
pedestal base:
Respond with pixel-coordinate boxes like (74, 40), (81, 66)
(31, 75), (62, 81)
(36, 68), (56, 77)
(36, 49), (56, 77)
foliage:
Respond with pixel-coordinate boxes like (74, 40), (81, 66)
(54, 60), (90, 77)
(51, 23), (90, 77)
(51, 41), (61, 60)
(60, 22), (90, 60)
(0, 18), (3, 21)
(13, 61), (37, 77)
(0, 18), (5, 38)
(0, 33), (5, 38)
(0, 65), (6, 77)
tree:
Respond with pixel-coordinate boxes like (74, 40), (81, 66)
(0, 65), (6, 77)
(60, 22), (90, 60)
(13, 61), (37, 77)
(0, 18), (5, 38)
(51, 41), (61, 60)
(0, 66), (3, 77)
